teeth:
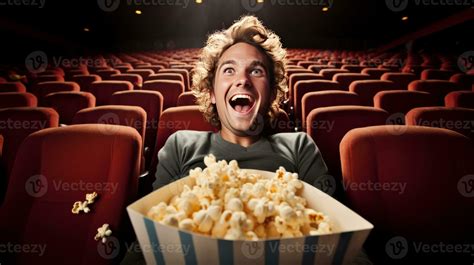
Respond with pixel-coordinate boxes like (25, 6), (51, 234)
(230, 94), (253, 102)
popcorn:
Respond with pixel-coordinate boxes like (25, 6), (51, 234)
(94, 224), (112, 243)
(72, 192), (99, 214)
(146, 154), (332, 240)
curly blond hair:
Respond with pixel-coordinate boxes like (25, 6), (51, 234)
(192, 15), (288, 128)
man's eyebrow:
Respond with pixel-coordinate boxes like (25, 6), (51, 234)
(217, 60), (237, 70)
(249, 60), (267, 71)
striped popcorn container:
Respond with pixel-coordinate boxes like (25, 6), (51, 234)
(127, 170), (373, 265)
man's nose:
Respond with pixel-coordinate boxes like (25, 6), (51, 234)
(235, 72), (251, 88)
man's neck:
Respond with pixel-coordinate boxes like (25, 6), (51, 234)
(219, 130), (261, 148)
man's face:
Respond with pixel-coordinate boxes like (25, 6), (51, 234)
(212, 42), (273, 136)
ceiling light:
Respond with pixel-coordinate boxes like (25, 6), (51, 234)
(257, 0), (264, 3)
(135, 10), (142, 15)
(322, 7), (329, 12)
(83, 28), (90, 32)
(196, 0), (202, 3)
(402, 16), (408, 21)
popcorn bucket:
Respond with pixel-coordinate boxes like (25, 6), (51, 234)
(127, 170), (373, 265)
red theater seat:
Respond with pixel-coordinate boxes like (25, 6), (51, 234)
(381, 72), (417, 90)
(302, 91), (361, 127)
(109, 74), (143, 89)
(30, 74), (64, 85)
(406, 107), (474, 139)
(0, 93), (37, 108)
(450, 73), (474, 90)
(288, 73), (324, 107)
(361, 68), (391, 79)
(306, 106), (389, 199)
(308, 65), (336, 74)
(332, 73), (371, 90)
(127, 69), (154, 81)
(445, 91), (474, 109)
(158, 69), (190, 91)
(110, 90), (163, 169)
(73, 105), (146, 145)
(96, 69), (120, 80)
(0, 82), (26, 93)
(142, 80), (184, 110)
(0, 107), (59, 183)
(408, 80), (465, 105)
(43, 92), (96, 124)
(31, 81), (80, 105)
(147, 73), (184, 83)
(340, 125), (473, 242)
(294, 80), (343, 124)
(177, 91), (197, 106)
(420, 69), (455, 80)
(0, 124), (141, 265)
(89, 81), (133, 106)
(349, 80), (397, 106)
(341, 65), (365, 73)
(374, 90), (437, 117)
(320, 69), (349, 80)
(71, 74), (102, 92)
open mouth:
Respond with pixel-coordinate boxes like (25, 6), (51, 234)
(229, 94), (256, 114)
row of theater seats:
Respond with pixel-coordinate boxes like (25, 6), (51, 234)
(0, 121), (472, 264)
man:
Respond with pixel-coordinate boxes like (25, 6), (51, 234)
(153, 15), (328, 189)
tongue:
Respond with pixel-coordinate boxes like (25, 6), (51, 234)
(235, 105), (250, 113)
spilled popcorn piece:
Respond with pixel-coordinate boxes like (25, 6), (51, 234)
(86, 192), (99, 204)
(146, 154), (332, 240)
(72, 201), (90, 214)
(94, 224), (113, 243)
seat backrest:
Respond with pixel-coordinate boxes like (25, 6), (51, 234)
(147, 73), (184, 83)
(308, 65), (336, 74)
(445, 91), (474, 109)
(0, 82), (26, 93)
(349, 80), (397, 106)
(332, 73), (371, 90)
(420, 69), (455, 80)
(406, 106), (474, 139)
(109, 74), (143, 89)
(0, 124), (141, 265)
(96, 69), (120, 80)
(110, 90), (163, 168)
(320, 69), (349, 80)
(302, 90), (361, 127)
(43, 91), (96, 124)
(30, 74), (64, 85)
(142, 80), (184, 110)
(361, 68), (390, 79)
(374, 90), (437, 117)
(70, 74), (102, 92)
(288, 73), (324, 105)
(341, 65), (365, 73)
(294, 80), (343, 124)
(449, 73), (474, 90)
(380, 72), (417, 90)
(340, 125), (474, 240)
(89, 81), (133, 106)
(0, 92), (37, 108)
(31, 81), (80, 105)
(127, 69), (154, 82)
(0, 107), (59, 180)
(158, 69), (190, 91)
(177, 91), (197, 106)
(408, 80), (464, 105)
(306, 106), (389, 190)
(73, 105), (146, 145)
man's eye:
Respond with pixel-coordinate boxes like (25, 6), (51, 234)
(251, 68), (264, 76)
(223, 67), (235, 74)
